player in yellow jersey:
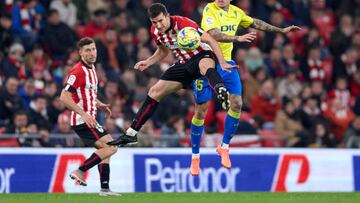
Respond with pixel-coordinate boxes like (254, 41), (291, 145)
(190, 0), (301, 176)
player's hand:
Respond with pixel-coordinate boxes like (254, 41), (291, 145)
(220, 62), (239, 73)
(134, 60), (150, 71)
(97, 102), (112, 118)
(282, 25), (301, 33)
(236, 32), (257, 43)
(81, 113), (97, 128)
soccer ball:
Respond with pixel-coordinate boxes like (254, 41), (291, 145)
(177, 27), (201, 51)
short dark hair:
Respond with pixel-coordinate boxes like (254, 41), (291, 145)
(148, 3), (168, 18)
(77, 37), (95, 49)
(47, 9), (59, 18)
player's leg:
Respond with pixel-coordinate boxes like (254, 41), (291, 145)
(190, 78), (212, 176)
(94, 135), (121, 196)
(107, 80), (183, 146)
(190, 102), (208, 176)
(216, 61), (243, 168)
(198, 57), (230, 110)
(70, 125), (117, 186)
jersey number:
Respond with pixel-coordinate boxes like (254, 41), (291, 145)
(196, 79), (204, 91)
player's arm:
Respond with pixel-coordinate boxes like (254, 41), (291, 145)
(145, 44), (170, 66)
(134, 44), (169, 71)
(96, 99), (112, 118)
(250, 18), (301, 34)
(60, 88), (97, 128)
(208, 28), (257, 43)
(201, 31), (237, 72)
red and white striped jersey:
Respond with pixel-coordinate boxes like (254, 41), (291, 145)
(151, 16), (212, 64)
(64, 61), (98, 126)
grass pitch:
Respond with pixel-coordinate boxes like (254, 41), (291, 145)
(1, 192), (360, 203)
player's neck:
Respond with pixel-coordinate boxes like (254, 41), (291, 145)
(216, 3), (229, 12)
(81, 59), (93, 69)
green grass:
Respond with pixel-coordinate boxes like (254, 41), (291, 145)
(1, 193), (360, 203)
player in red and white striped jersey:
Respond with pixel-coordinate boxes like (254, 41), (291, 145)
(108, 3), (236, 147)
(60, 37), (120, 196)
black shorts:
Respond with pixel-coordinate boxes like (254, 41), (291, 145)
(160, 50), (216, 88)
(71, 123), (108, 147)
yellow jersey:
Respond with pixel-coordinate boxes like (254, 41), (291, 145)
(201, 2), (254, 60)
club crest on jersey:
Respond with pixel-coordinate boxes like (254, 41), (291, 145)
(67, 75), (76, 85)
(206, 16), (213, 26)
(86, 83), (97, 90)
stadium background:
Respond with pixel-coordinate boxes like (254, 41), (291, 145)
(0, 0), (360, 196)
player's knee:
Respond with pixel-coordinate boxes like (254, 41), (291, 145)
(231, 97), (243, 112)
(148, 85), (163, 100)
(108, 146), (118, 155)
(194, 103), (208, 118)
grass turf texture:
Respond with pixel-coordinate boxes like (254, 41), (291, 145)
(1, 193), (360, 203)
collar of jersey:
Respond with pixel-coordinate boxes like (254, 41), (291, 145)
(81, 60), (93, 69)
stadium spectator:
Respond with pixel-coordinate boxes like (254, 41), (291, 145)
(28, 95), (51, 131)
(264, 47), (287, 78)
(132, 0), (154, 27)
(330, 14), (354, 56)
(17, 79), (38, 110)
(245, 47), (264, 73)
(51, 111), (76, 147)
(244, 67), (267, 105)
(261, 11), (290, 53)
(327, 76), (354, 110)
(343, 116), (360, 148)
(298, 95), (323, 130)
(42, 9), (77, 60)
(274, 98), (305, 147)
(116, 29), (137, 70)
(0, 77), (23, 125)
(0, 14), (13, 54)
(11, 0), (43, 51)
(323, 98), (356, 143)
(5, 111), (33, 147)
(277, 68), (302, 101)
(307, 119), (336, 148)
(81, 9), (109, 39)
(50, 0), (77, 28)
(24, 44), (52, 83)
(333, 47), (359, 80)
(160, 115), (186, 147)
(249, 79), (281, 128)
(47, 94), (66, 129)
(95, 28), (121, 75)
(0, 43), (27, 80)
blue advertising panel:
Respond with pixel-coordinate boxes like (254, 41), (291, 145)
(0, 154), (56, 193)
(134, 154), (279, 192)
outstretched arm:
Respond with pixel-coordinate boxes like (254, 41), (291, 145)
(134, 45), (170, 71)
(250, 18), (301, 34)
(208, 28), (257, 43)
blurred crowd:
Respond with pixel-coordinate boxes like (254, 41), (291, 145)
(0, 0), (359, 148)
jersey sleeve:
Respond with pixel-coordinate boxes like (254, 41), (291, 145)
(150, 26), (161, 45)
(64, 68), (83, 92)
(177, 16), (204, 36)
(237, 8), (254, 28)
(201, 5), (220, 32)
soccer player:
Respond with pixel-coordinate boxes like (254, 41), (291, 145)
(190, 0), (301, 175)
(107, 3), (235, 146)
(60, 37), (120, 196)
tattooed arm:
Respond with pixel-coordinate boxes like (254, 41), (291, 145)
(250, 18), (301, 34)
(208, 28), (257, 43)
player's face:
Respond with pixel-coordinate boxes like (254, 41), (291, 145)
(79, 43), (97, 65)
(215, 0), (231, 8)
(150, 12), (170, 33)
